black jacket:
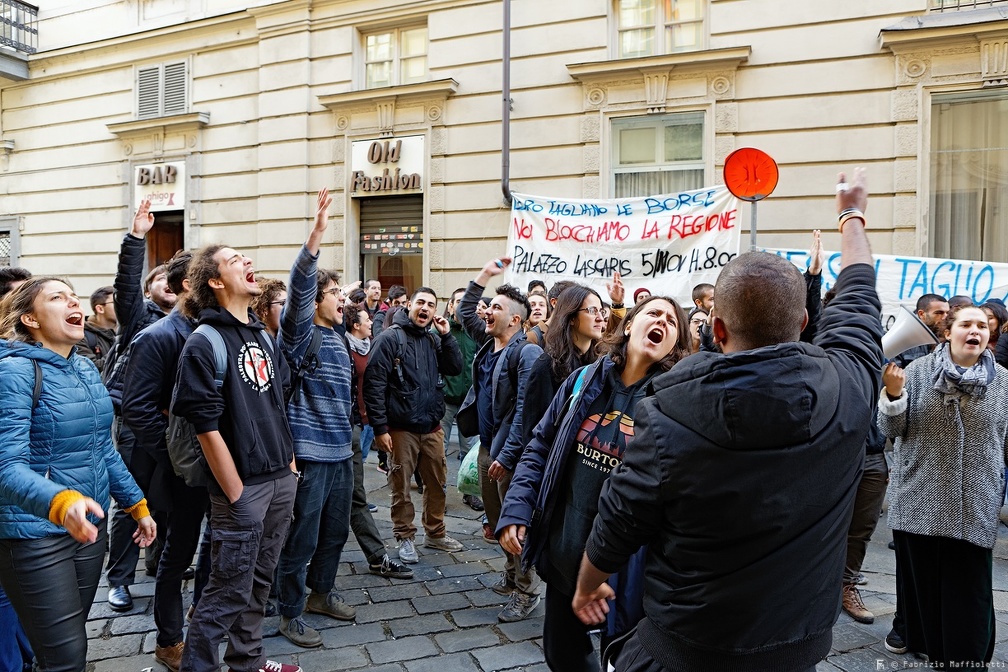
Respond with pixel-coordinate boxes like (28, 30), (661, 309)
(171, 307), (293, 488)
(103, 234), (167, 409)
(456, 280), (541, 468)
(75, 320), (116, 375)
(363, 309), (463, 435)
(584, 263), (883, 672)
(121, 309), (197, 508)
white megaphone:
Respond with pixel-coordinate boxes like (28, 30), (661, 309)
(882, 306), (939, 359)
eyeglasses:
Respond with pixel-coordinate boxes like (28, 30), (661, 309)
(270, 301), (286, 306)
(579, 307), (602, 317)
(321, 288), (341, 299)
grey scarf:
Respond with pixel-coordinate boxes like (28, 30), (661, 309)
(931, 341), (996, 398)
(345, 332), (370, 356)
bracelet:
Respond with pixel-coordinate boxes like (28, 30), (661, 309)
(837, 207), (861, 221)
(838, 210), (865, 233)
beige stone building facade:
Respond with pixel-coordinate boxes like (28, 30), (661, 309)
(0, 0), (1005, 304)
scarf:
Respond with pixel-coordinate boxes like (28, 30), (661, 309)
(931, 341), (996, 398)
(345, 332), (370, 356)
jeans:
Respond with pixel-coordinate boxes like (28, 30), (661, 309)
(388, 429), (447, 541)
(843, 452), (889, 584)
(0, 526), (108, 672)
(154, 481), (210, 647)
(0, 584), (31, 672)
(181, 475), (296, 672)
(360, 424), (374, 463)
(440, 403), (477, 460)
(276, 459), (353, 619)
(351, 426), (386, 564)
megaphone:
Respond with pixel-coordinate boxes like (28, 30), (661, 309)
(882, 306), (939, 359)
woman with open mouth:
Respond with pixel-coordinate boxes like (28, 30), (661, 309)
(498, 294), (689, 672)
(0, 277), (155, 672)
(879, 304), (1008, 668)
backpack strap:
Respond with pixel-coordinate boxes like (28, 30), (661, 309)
(288, 327), (322, 404)
(192, 324), (227, 392)
(390, 324), (408, 387)
(83, 328), (99, 355)
(31, 360), (42, 410)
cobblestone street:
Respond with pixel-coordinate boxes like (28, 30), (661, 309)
(86, 454), (1008, 672)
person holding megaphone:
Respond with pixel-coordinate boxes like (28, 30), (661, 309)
(878, 304), (1008, 668)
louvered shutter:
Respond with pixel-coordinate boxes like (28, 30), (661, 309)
(162, 62), (187, 116)
(137, 66), (161, 119)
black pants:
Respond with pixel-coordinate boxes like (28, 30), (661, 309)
(893, 530), (995, 670)
(543, 584), (599, 672)
(153, 479), (210, 647)
(0, 527), (108, 672)
(351, 425), (386, 564)
(615, 631), (817, 672)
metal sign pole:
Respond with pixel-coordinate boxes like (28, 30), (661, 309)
(750, 199), (758, 250)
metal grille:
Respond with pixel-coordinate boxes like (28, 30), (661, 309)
(0, 0), (37, 55)
(929, 0), (1008, 11)
(0, 231), (11, 267)
(360, 195), (424, 256)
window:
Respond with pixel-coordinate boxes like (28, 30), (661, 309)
(137, 62), (187, 119)
(0, 219), (19, 267)
(363, 26), (427, 89)
(612, 112), (705, 198)
(929, 93), (1008, 263)
(929, 0), (1008, 12)
(616, 0), (704, 58)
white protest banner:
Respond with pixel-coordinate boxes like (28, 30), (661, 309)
(767, 248), (1008, 329)
(506, 187), (741, 301)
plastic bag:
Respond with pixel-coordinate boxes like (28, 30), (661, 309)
(457, 444), (481, 497)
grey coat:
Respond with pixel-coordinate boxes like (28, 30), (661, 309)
(878, 350), (1008, 549)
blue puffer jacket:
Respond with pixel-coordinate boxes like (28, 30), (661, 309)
(0, 340), (144, 540)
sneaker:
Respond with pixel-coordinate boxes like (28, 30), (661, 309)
(885, 628), (908, 654)
(398, 538), (419, 564)
(854, 572), (868, 586)
(482, 520), (496, 544)
(423, 534), (464, 552)
(370, 554), (414, 580)
(841, 584), (874, 624)
(490, 572), (516, 596)
(498, 591), (541, 623)
(305, 591), (356, 621)
(229, 661), (304, 672)
(154, 642), (184, 672)
(278, 616), (323, 649)
(463, 494), (485, 511)
(367, 502), (378, 513)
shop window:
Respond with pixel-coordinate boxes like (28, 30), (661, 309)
(929, 92), (1008, 262)
(615, 0), (705, 58)
(137, 61), (188, 119)
(611, 112), (705, 198)
(363, 25), (428, 89)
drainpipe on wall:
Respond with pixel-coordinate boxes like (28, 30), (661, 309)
(501, 0), (512, 206)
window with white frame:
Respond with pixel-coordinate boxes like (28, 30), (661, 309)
(612, 112), (705, 198)
(0, 219), (19, 267)
(137, 62), (188, 120)
(929, 92), (1008, 262)
(363, 26), (428, 89)
(616, 0), (705, 58)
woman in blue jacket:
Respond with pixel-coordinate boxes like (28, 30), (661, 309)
(499, 295), (689, 672)
(0, 277), (156, 672)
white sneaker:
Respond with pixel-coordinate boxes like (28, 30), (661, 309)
(423, 534), (464, 552)
(398, 538), (418, 564)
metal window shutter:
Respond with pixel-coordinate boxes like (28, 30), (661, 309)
(137, 66), (161, 119)
(162, 62), (187, 116)
(360, 195), (424, 255)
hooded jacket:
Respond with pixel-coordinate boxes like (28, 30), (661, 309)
(584, 263), (883, 672)
(75, 319), (116, 375)
(171, 307), (294, 488)
(363, 309), (463, 435)
(0, 341), (144, 540)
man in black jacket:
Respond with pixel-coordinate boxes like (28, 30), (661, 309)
(573, 169), (883, 672)
(105, 199), (177, 612)
(171, 244), (299, 672)
(75, 286), (117, 374)
(363, 288), (464, 565)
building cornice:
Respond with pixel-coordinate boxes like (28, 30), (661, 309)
(318, 78), (459, 110)
(107, 112), (210, 139)
(880, 8), (1008, 51)
(566, 46), (752, 81)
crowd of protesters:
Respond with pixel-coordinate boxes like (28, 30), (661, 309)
(0, 167), (1005, 672)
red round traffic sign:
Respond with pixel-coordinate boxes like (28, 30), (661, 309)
(723, 147), (779, 201)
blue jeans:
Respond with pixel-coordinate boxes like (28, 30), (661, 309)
(441, 402), (477, 460)
(360, 425), (374, 463)
(0, 584), (32, 672)
(276, 459), (353, 619)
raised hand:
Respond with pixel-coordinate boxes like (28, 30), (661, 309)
(808, 230), (825, 276)
(314, 188), (333, 233)
(130, 199), (155, 238)
(836, 167), (867, 215)
(606, 272), (625, 305)
(476, 257), (512, 286)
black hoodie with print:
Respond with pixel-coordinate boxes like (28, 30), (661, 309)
(171, 307), (293, 488)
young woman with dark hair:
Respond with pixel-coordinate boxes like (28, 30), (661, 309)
(520, 284), (606, 450)
(498, 295), (690, 672)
